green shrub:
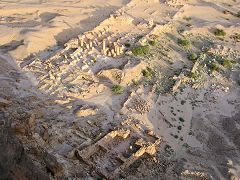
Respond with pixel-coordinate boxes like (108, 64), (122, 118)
(178, 38), (190, 47)
(112, 85), (124, 94)
(183, 16), (191, 21)
(142, 67), (153, 78)
(179, 117), (185, 122)
(132, 79), (139, 86)
(181, 100), (186, 105)
(208, 63), (220, 72)
(221, 59), (234, 68)
(132, 45), (150, 56)
(214, 29), (226, 36)
(177, 126), (182, 130)
(136, 35), (144, 40)
(148, 40), (157, 46)
(92, 58), (97, 63)
(187, 53), (198, 61)
(187, 72), (197, 79)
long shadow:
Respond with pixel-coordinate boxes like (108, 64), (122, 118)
(54, 5), (120, 45)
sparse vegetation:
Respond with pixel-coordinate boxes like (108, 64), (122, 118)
(214, 29), (226, 36)
(92, 58), (97, 63)
(174, 135), (179, 139)
(183, 143), (190, 148)
(187, 53), (198, 61)
(142, 67), (153, 78)
(222, 59), (232, 68)
(136, 35), (144, 40)
(183, 16), (192, 21)
(148, 40), (157, 46)
(188, 130), (193, 136)
(112, 85), (124, 94)
(132, 79), (139, 86)
(187, 72), (197, 79)
(132, 45), (150, 56)
(181, 100), (186, 105)
(179, 117), (185, 122)
(231, 33), (240, 41)
(186, 23), (192, 27)
(208, 62), (220, 72)
(178, 38), (190, 47)
(124, 42), (131, 48)
(165, 144), (174, 155)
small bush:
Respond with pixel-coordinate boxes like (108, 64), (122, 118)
(112, 85), (124, 94)
(214, 29), (226, 36)
(132, 45), (150, 56)
(221, 59), (234, 68)
(183, 16), (191, 21)
(148, 40), (157, 46)
(136, 35), (144, 40)
(124, 43), (131, 48)
(92, 58), (97, 63)
(181, 100), (186, 105)
(187, 72), (197, 79)
(187, 53), (198, 61)
(179, 117), (185, 122)
(132, 79), (139, 86)
(208, 63), (220, 72)
(186, 23), (192, 27)
(178, 38), (190, 47)
(142, 67), (153, 78)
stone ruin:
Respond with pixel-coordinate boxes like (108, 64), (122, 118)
(76, 128), (161, 179)
(66, 30), (125, 59)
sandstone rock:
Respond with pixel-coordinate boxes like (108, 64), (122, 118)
(0, 97), (11, 107)
(12, 124), (26, 135)
(27, 114), (36, 130)
(42, 129), (50, 142)
(43, 152), (64, 177)
(75, 107), (98, 117)
(0, 120), (50, 179)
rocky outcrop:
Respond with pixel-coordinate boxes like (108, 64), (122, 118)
(0, 113), (49, 180)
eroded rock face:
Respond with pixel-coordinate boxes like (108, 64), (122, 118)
(43, 152), (64, 177)
(0, 114), (49, 180)
(0, 55), (50, 179)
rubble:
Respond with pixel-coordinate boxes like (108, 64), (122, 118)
(77, 128), (161, 179)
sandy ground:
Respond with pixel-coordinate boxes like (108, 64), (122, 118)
(0, 0), (129, 60)
(0, 0), (240, 179)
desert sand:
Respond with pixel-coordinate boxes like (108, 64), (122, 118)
(0, 0), (240, 179)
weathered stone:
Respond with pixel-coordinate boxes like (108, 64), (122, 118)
(43, 152), (64, 177)
(0, 97), (11, 107)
